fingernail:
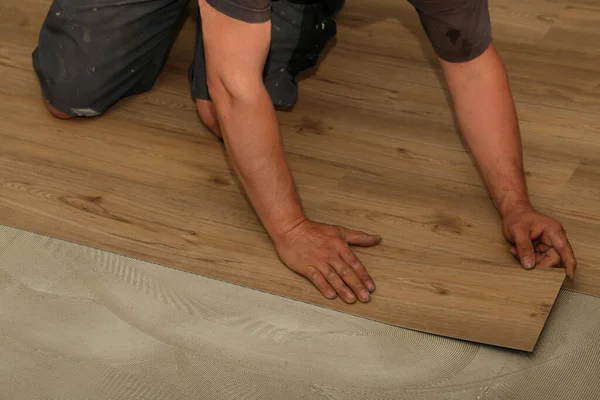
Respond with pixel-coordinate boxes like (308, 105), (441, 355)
(522, 257), (534, 269)
(347, 293), (356, 303)
(567, 271), (574, 279)
(367, 282), (375, 292)
(361, 291), (370, 302)
(327, 291), (337, 299)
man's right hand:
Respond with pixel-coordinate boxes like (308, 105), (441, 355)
(198, 0), (380, 304)
(274, 220), (381, 304)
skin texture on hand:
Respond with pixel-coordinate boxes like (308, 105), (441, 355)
(438, 43), (577, 276)
(275, 220), (381, 303)
(503, 205), (577, 278)
(197, 0), (380, 302)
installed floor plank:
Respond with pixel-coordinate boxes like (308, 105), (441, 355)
(0, 109), (565, 352)
(2, 0), (598, 351)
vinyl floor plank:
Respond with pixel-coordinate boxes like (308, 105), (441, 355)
(2, 0), (596, 351)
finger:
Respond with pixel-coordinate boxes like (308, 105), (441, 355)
(340, 248), (376, 293)
(302, 266), (336, 300)
(535, 242), (551, 253)
(319, 263), (357, 304)
(537, 248), (562, 269)
(339, 227), (381, 247)
(514, 243), (550, 255)
(329, 258), (371, 303)
(548, 231), (577, 279)
(535, 251), (546, 266)
(512, 226), (536, 270)
(512, 246), (539, 264)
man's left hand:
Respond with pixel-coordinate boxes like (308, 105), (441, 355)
(502, 206), (577, 278)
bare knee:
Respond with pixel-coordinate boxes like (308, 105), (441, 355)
(196, 99), (223, 139)
(44, 101), (74, 119)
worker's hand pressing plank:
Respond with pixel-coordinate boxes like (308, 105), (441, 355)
(275, 220), (380, 303)
(198, 0), (380, 303)
(503, 206), (577, 278)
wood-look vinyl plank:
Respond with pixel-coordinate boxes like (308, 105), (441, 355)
(3, 0), (598, 351)
(0, 65), (565, 350)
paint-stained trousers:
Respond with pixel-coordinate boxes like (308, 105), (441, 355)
(32, 0), (344, 116)
(32, 0), (492, 117)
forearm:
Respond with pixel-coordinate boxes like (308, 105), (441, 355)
(198, 0), (305, 242)
(214, 85), (306, 241)
(439, 44), (531, 217)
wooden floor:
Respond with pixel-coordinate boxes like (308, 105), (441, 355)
(1, 0), (598, 351)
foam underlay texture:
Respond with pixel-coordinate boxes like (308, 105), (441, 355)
(1, 225), (599, 399)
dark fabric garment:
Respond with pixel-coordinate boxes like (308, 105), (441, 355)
(409, 0), (492, 62)
(189, 0), (344, 107)
(33, 0), (190, 116)
(31, 0), (492, 116)
(211, 0), (492, 62)
(33, 0), (340, 115)
(207, 0), (271, 23)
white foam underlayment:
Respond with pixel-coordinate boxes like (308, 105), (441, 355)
(1, 225), (599, 400)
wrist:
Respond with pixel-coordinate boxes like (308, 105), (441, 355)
(269, 214), (307, 245)
(498, 197), (532, 218)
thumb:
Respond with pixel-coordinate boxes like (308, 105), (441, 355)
(512, 226), (536, 269)
(340, 228), (381, 247)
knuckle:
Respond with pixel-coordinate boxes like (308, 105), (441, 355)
(340, 267), (353, 277)
(510, 228), (526, 241)
(350, 259), (362, 270)
(326, 269), (339, 280)
(517, 243), (531, 252)
(334, 239), (348, 251)
(553, 221), (563, 230)
(306, 268), (320, 282)
(509, 223), (523, 234)
(330, 225), (343, 236)
(517, 226), (529, 237)
(344, 250), (359, 263)
(553, 238), (567, 250)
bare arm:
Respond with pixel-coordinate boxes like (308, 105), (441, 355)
(199, 0), (304, 240)
(198, 0), (380, 302)
(439, 43), (576, 276)
(439, 44), (529, 216)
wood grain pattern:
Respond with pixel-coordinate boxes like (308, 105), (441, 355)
(2, 226), (600, 400)
(2, 0), (597, 351)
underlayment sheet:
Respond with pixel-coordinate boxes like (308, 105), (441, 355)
(1, 226), (599, 400)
